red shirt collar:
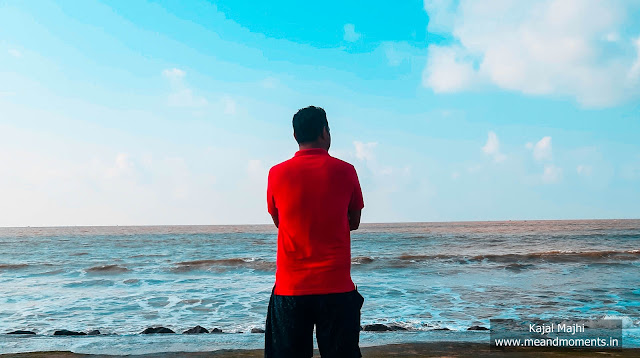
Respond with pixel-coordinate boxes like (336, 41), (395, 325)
(294, 148), (329, 157)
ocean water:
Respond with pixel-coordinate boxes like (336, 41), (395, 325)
(1, 220), (639, 354)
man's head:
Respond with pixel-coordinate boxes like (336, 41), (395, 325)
(292, 106), (330, 151)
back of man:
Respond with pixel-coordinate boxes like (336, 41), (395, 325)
(264, 106), (365, 358)
(268, 149), (361, 295)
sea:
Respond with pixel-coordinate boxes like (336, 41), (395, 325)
(1, 220), (638, 354)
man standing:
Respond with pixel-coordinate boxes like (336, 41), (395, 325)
(265, 106), (365, 358)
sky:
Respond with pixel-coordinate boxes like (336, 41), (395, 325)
(0, 0), (639, 226)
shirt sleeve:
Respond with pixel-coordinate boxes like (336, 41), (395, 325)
(348, 166), (364, 212)
(267, 168), (277, 215)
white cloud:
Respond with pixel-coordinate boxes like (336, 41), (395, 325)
(576, 164), (593, 176)
(482, 131), (506, 163)
(0, 138), (218, 226)
(606, 32), (620, 43)
(354, 141), (377, 161)
(105, 153), (135, 179)
(162, 68), (240, 113)
(353, 141), (396, 177)
(349, 141), (417, 212)
(423, 0), (457, 33)
(8, 49), (21, 58)
(247, 159), (265, 179)
(532, 136), (553, 161)
(162, 68), (185, 81)
(542, 164), (562, 183)
(343, 23), (361, 42)
(162, 68), (207, 108)
(422, 0), (640, 107)
(422, 45), (477, 92)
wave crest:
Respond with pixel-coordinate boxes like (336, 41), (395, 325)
(397, 250), (640, 265)
(172, 258), (275, 272)
(86, 264), (130, 273)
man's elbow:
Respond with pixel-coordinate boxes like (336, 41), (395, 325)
(348, 210), (361, 231)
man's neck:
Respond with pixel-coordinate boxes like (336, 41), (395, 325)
(298, 143), (328, 151)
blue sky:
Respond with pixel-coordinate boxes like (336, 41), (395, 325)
(1, 0), (639, 226)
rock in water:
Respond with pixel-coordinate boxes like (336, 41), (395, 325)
(467, 325), (489, 330)
(141, 327), (175, 334)
(183, 325), (209, 334)
(210, 327), (223, 333)
(54, 330), (87, 336)
(388, 324), (407, 331)
(87, 330), (101, 335)
(363, 324), (392, 331)
(251, 327), (265, 333)
(7, 330), (36, 335)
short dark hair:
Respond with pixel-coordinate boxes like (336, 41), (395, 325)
(292, 106), (329, 144)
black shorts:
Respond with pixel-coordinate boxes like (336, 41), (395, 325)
(264, 285), (365, 358)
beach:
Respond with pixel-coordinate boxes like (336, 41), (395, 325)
(4, 0), (640, 355)
(1, 221), (638, 355)
(2, 342), (640, 357)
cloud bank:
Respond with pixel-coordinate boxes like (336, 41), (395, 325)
(422, 0), (640, 107)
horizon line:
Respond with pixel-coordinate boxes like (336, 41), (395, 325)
(1, 217), (639, 229)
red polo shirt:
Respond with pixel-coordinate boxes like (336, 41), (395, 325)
(267, 148), (364, 295)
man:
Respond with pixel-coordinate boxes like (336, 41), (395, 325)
(265, 106), (365, 358)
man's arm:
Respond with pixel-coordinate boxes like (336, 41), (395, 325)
(348, 209), (361, 231)
(267, 168), (279, 228)
(347, 165), (364, 231)
(270, 211), (279, 229)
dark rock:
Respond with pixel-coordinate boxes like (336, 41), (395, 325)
(359, 325), (363, 331)
(388, 324), (407, 331)
(251, 327), (265, 333)
(183, 325), (209, 334)
(467, 325), (489, 331)
(433, 327), (450, 331)
(210, 327), (223, 333)
(87, 330), (101, 335)
(7, 330), (36, 335)
(141, 327), (175, 334)
(363, 324), (392, 331)
(54, 330), (87, 336)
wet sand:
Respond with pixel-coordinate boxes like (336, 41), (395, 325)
(2, 342), (639, 357)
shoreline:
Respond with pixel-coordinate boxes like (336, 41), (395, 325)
(2, 342), (640, 358)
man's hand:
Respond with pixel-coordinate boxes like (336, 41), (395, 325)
(348, 209), (361, 231)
